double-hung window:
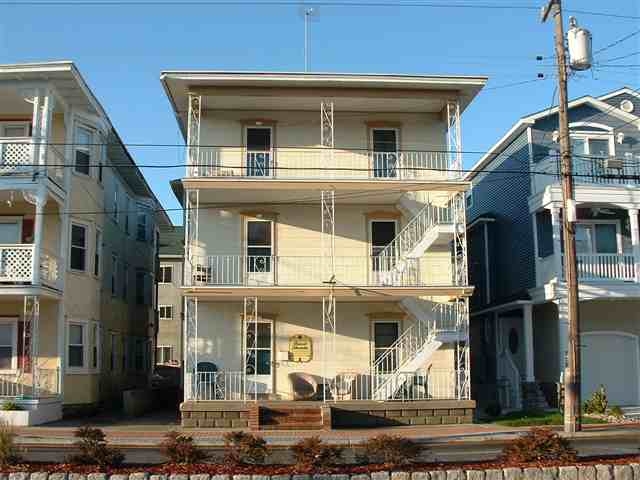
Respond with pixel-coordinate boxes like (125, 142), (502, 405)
(159, 305), (173, 321)
(74, 126), (93, 176)
(156, 346), (173, 365)
(0, 320), (16, 371)
(137, 212), (147, 242)
(70, 223), (88, 272)
(575, 222), (619, 255)
(68, 323), (85, 369)
(94, 229), (102, 277)
(159, 265), (173, 284)
(111, 254), (118, 296)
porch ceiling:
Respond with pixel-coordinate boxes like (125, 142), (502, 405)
(182, 285), (474, 301)
(179, 178), (469, 205)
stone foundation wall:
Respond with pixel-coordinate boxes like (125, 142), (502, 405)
(180, 400), (475, 429)
(1, 462), (638, 480)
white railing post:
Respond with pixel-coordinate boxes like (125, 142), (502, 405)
(628, 208), (640, 283)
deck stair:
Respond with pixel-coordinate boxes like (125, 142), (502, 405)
(377, 200), (454, 284)
(259, 404), (324, 430)
(372, 300), (458, 400)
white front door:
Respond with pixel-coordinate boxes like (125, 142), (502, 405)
(581, 332), (640, 406)
(246, 220), (275, 285)
(244, 319), (273, 395)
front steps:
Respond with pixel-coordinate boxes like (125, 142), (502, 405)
(521, 382), (550, 411)
(259, 405), (325, 430)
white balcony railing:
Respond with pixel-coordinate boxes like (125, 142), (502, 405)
(189, 369), (458, 402)
(190, 147), (453, 180)
(0, 368), (60, 399)
(0, 244), (63, 290)
(532, 155), (640, 194)
(187, 255), (456, 287)
(0, 138), (66, 188)
(574, 253), (635, 282)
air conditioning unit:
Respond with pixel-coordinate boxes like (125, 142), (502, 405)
(604, 158), (624, 170)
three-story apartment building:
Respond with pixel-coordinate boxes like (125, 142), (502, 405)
(162, 71), (486, 428)
(0, 61), (168, 424)
(467, 87), (640, 413)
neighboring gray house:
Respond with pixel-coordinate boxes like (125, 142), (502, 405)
(466, 87), (640, 413)
(157, 225), (184, 367)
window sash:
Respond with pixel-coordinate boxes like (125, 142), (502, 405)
(70, 224), (87, 271)
(159, 305), (173, 320)
(68, 324), (85, 368)
(159, 265), (173, 283)
(137, 213), (147, 241)
(94, 230), (102, 276)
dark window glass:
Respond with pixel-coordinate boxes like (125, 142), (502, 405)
(246, 128), (271, 151)
(374, 322), (399, 349)
(75, 150), (90, 175)
(372, 130), (397, 152)
(70, 225), (87, 271)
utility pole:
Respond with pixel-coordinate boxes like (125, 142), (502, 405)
(541, 0), (582, 434)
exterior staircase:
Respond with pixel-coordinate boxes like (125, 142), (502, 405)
(377, 199), (454, 284)
(371, 300), (459, 400)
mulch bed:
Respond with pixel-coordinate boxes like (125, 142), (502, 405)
(1, 455), (638, 475)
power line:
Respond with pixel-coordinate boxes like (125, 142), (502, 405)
(1, 0), (638, 19)
(593, 28), (640, 56)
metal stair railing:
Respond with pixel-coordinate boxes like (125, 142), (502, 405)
(377, 201), (453, 267)
(371, 303), (457, 400)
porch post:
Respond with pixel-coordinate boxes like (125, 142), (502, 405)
(37, 90), (54, 169)
(549, 206), (562, 280)
(522, 304), (535, 382)
(31, 193), (46, 286)
(628, 208), (640, 283)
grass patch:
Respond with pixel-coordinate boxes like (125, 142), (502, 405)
(489, 410), (607, 427)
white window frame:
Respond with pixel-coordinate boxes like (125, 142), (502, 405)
(136, 211), (147, 242)
(73, 124), (94, 177)
(112, 183), (119, 224)
(111, 254), (118, 297)
(158, 305), (174, 321)
(156, 345), (173, 365)
(67, 320), (88, 373)
(158, 264), (173, 284)
(69, 221), (89, 273)
(93, 228), (102, 277)
(0, 217), (23, 244)
(0, 318), (18, 373)
(575, 219), (622, 255)
(570, 130), (616, 158)
(0, 122), (30, 138)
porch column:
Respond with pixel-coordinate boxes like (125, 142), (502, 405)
(628, 208), (640, 283)
(28, 192), (46, 286)
(549, 206), (562, 280)
(522, 304), (535, 382)
(37, 90), (54, 168)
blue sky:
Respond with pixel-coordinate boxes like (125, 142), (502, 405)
(1, 0), (638, 225)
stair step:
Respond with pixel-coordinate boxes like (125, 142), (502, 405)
(258, 406), (323, 430)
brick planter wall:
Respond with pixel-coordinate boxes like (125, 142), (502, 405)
(180, 400), (476, 429)
(1, 463), (639, 480)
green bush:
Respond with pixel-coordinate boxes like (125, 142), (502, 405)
(291, 436), (343, 469)
(609, 405), (624, 418)
(160, 431), (207, 464)
(359, 434), (422, 465)
(503, 427), (577, 463)
(0, 422), (22, 466)
(0, 402), (22, 411)
(66, 426), (125, 467)
(223, 431), (268, 465)
(584, 385), (608, 414)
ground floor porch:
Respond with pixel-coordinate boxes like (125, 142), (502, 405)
(471, 297), (640, 415)
(183, 297), (471, 427)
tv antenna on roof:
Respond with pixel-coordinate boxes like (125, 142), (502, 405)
(299, 5), (319, 72)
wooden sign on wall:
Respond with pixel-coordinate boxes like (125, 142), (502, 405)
(289, 335), (313, 362)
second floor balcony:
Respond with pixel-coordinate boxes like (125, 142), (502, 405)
(188, 146), (454, 182)
(185, 254), (463, 292)
(0, 138), (66, 191)
(0, 244), (62, 291)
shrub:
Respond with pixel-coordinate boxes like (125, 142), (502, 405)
(359, 434), (422, 465)
(160, 431), (207, 464)
(66, 426), (125, 467)
(0, 402), (21, 411)
(485, 402), (502, 418)
(503, 427), (577, 463)
(609, 405), (624, 419)
(291, 436), (343, 469)
(0, 422), (21, 466)
(583, 385), (608, 414)
(223, 431), (268, 465)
